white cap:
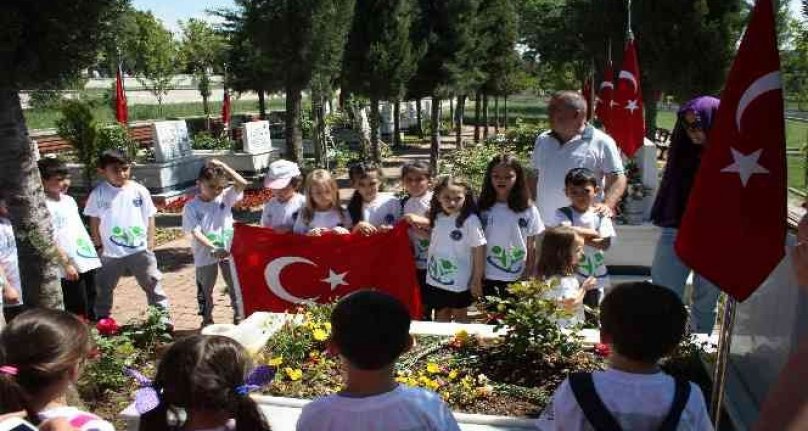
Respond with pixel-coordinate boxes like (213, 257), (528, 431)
(264, 159), (301, 189)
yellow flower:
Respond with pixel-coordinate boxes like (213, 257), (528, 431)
(284, 367), (303, 381)
(418, 376), (440, 391)
(448, 370), (459, 381)
(312, 328), (329, 341)
(324, 322), (332, 331)
(454, 329), (470, 342)
(426, 363), (441, 374)
(268, 356), (284, 367)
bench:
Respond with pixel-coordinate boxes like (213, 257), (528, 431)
(33, 133), (72, 154)
(654, 128), (672, 160)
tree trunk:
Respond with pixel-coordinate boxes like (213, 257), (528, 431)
(504, 95), (509, 130)
(285, 86), (303, 163)
(202, 93), (209, 116)
(474, 92), (481, 143)
(449, 98), (454, 131)
(416, 98), (423, 139)
(312, 92), (323, 167)
(258, 89), (267, 120)
(455, 95), (465, 149)
(643, 83), (657, 141)
(494, 96), (500, 133)
(430, 97), (441, 175)
(370, 97), (381, 163)
(393, 101), (402, 147)
(0, 90), (63, 308)
(482, 94), (489, 139)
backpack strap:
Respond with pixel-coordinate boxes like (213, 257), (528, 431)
(400, 195), (411, 212)
(559, 206), (575, 224)
(657, 378), (692, 431)
(568, 372), (622, 431)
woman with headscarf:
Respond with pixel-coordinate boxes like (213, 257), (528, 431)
(650, 96), (721, 333)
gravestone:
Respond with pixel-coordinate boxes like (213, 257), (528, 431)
(243, 120), (273, 154)
(152, 120), (192, 162)
(380, 102), (394, 135)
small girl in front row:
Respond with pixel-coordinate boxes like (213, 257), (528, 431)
(536, 226), (596, 328)
(0, 309), (115, 430)
(138, 335), (271, 431)
(478, 155), (544, 301)
(399, 161), (434, 320)
(347, 162), (401, 236)
(293, 169), (352, 236)
(425, 176), (486, 322)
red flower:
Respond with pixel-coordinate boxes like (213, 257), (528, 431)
(96, 317), (120, 336)
(594, 343), (611, 358)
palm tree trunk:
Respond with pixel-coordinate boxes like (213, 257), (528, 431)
(455, 95), (465, 149)
(494, 96), (500, 133)
(312, 92), (323, 167)
(430, 97), (441, 175)
(0, 90), (63, 308)
(474, 92), (481, 143)
(449, 98), (454, 131)
(258, 89), (267, 120)
(482, 94), (489, 139)
(416, 98), (423, 139)
(285, 86), (303, 163)
(504, 95), (509, 130)
(393, 101), (402, 147)
(370, 97), (381, 163)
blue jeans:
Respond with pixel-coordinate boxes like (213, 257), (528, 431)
(651, 227), (721, 333)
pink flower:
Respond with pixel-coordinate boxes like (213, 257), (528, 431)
(594, 343), (611, 358)
(96, 317), (120, 336)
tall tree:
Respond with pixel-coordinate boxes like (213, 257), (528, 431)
(130, 11), (179, 116)
(0, 0), (118, 308)
(179, 19), (227, 116)
(343, 0), (421, 162)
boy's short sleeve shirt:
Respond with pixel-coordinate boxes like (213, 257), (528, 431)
(550, 207), (615, 288)
(182, 186), (244, 267)
(403, 192), (432, 269)
(427, 213), (487, 292)
(481, 203), (545, 281)
(84, 181), (156, 258)
(46, 195), (101, 275)
(261, 193), (305, 231)
(363, 193), (402, 227)
(0, 218), (22, 307)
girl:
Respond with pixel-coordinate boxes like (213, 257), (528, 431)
(260, 159), (306, 233)
(478, 155), (544, 300)
(399, 161), (434, 320)
(424, 176), (486, 322)
(138, 335), (271, 431)
(536, 226), (596, 328)
(347, 162), (400, 236)
(0, 308), (115, 430)
(292, 169), (351, 236)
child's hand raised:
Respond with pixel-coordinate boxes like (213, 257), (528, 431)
(353, 221), (377, 236)
(307, 227), (326, 236)
(332, 226), (351, 235)
(582, 276), (598, 291)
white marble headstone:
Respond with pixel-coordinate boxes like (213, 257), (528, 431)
(243, 120), (273, 154)
(151, 120), (192, 162)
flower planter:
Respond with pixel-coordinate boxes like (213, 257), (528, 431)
(65, 156), (205, 196)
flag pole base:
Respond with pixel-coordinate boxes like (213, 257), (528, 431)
(710, 294), (738, 428)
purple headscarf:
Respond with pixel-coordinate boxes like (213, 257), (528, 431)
(650, 96), (720, 228)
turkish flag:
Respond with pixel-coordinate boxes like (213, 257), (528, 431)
(221, 88), (231, 127)
(230, 222), (422, 317)
(595, 61), (614, 130)
(610, 38), (645, 157)
(115, 66), (128, 124)
(675, 0), (786, 301)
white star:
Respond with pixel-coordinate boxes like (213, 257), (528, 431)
(321, 269), (349, 290)
(625, 99), (639, 113)
(720, 147), (770, 187)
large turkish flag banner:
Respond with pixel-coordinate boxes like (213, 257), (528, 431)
(675, 0), (786, 301)
(609, 38), (645, 157)
(230, 222), (422, 317)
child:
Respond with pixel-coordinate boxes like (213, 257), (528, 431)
(536, 226), (596, 328)
(84, 150), (170, 321)
(182, 159), (248, 326)
(535, 282), (712, 430)
(424, 176), (486, 322)
(139, 334), (271, 431)
(478, 154), (544, 299)
(293, 169), (352, 235)
(0, 308), (115, 430)
(399, 161), (434, 320)
(260, 159), (305, 233)
(296, 290), (460, 431)
(549, 167), (616, 323)
(347, 162), (400, 235)
(0, 192), (22, 324)
(39, 158), (102, 320)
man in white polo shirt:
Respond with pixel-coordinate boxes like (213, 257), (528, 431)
(531, 91), (627, 222)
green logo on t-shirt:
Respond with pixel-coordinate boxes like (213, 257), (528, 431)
(578, 250), (606, 277)
(76, 237), (98, 259)
(428, 256), (458, 285)
(109, 226), (145, 249)
(487, 245), (526, 274)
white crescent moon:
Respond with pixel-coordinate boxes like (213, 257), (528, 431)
(618, 71), (637, 93)
(599, 81), (614, 90)
(264, 256), (319, 304)
(736, 71), (781, 132)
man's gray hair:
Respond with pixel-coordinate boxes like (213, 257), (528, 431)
(551, 90), (586, 113)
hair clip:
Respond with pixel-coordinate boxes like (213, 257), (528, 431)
(125, 367), (160, 414)
(234, 365), (275, 396)
(0, 365), (18, 376)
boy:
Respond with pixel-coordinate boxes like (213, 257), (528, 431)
(182, 159), (248, 326)
(260, 159), (305, 233)
(549, 167), (616, 323)
(84, 150), (170, 321)
(39, 157), (102, 319)
(399, 161), (434, 320)
(536, 282), (712, 430)
(296, 290), (460, 431)
(0, 192), (22, 325)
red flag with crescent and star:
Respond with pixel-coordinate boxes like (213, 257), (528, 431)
(675, 0), (786, 301)
(115, 65), (128, 124)
(595, 61), (614, 130)
(609, 37), (645, 157)
(230, 222), (422, 317)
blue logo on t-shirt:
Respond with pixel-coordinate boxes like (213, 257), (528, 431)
(450, 230), (463, 241)
(132, 197), (143, 207)
(220, 202), (226, 210)
(384, 213), (395, 224)
(518, 217), (528, 228)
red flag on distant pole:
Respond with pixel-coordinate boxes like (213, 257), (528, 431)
(595, 61), (614, 129)
(221, 87), (231, 128)
(675, 0), (786, 302)
(114, 64), (128, 125)
(582, 75), (593, 120)
(609, 36), (645, 157)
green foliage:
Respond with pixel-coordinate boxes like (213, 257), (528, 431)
(57, 100), (100, 180)
(28, 89), (63, 110)
(130, 12), (179, 113)
(477, 0), (519, 96)
(192, 131), (232, 151)
(179, 18), (227, 114)
(262, 303), (335, 366)
(96, 123), (138, 161)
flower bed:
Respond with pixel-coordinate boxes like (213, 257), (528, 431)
(155, 189), (274, 213)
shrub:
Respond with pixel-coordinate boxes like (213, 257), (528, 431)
(192, 131), (232, 151)
(57, 99), (99, 181)
(29, 89), (63, 110)
(96, 123), (138, 161)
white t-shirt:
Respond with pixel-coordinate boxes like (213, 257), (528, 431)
(535, 369), (713, 431)
(182, 187), (244, 267)
(293, 208), (351, 234)
(481, 203), (544, 281)
(46, 194), (102, 276)
(84, 181), (157, 258)
(0, 217), (21, 308)
(261, 193), (305, 231)
(403, 192), (432, 270)
(39, 406), (116, 431)
(550, 206), (616, 290)
(362, 193), (401, 227)
(427, 213), (487, 292)
(544, 275), (584, 328)
(531, 125), (624, 222)
(296, 385), (461, 431)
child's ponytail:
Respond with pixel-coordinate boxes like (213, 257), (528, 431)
(138, 398), (173, 431)
(235, 395), (271, 431)
(347, 190), (364, 225)
(0, 367), (35, 420)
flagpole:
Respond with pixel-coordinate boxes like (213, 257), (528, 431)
(710, 295), (738, 428)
